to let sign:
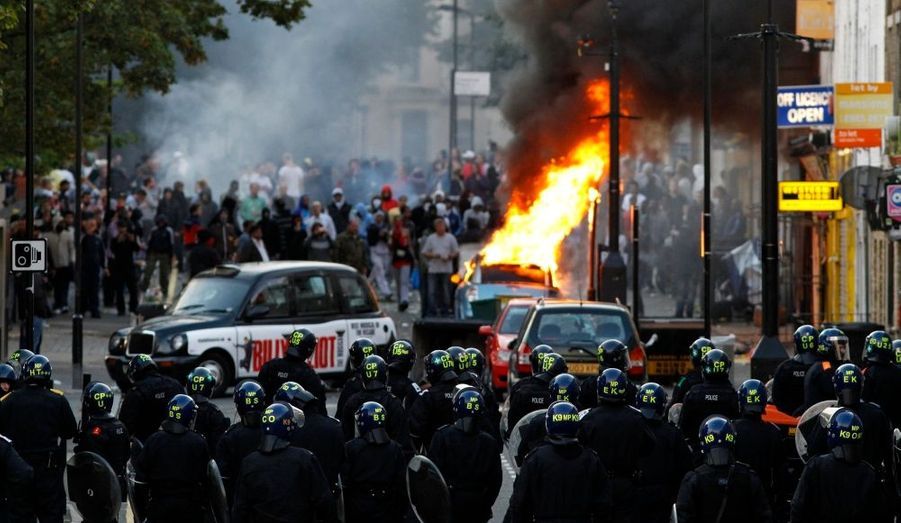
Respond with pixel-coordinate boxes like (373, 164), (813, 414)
(777, 85), (834, 127)
(834, 82), (894, 148)
(778, 181), (843, 212)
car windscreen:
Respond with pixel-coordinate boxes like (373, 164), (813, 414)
(479, 265), (546, 285)
(499, 306), (530, 335)
(525, 308), (635, 349)
(171, 278), (251, 315)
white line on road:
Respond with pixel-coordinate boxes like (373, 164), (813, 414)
(500, 454), (517, 479)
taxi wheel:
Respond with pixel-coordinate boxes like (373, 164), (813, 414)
(198, 351), (234, 397)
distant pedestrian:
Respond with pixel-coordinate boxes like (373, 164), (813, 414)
(236, 224), (270, 263)
(327, 188), (351, 234)
(188, 230), (221, 277)
(81, 218), (106, 318)
(304, 223), (334, 262)
(421, 218), (458, 316)
(333, 219), (369, 274)
(142, 215), (175, 300)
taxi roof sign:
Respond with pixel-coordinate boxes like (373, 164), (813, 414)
(778, 181), (843, 212)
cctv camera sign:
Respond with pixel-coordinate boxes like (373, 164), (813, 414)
(10, 239), (47, 273)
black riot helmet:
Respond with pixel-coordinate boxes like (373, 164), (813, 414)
(0, 363), (17, 393)
(828, 408), (864, 463)
(597, 368), (628, 404)
(689, 338), (715, 368)
(387, 340), (415, 372)
(286, 328), (317, 360)
(127, 354), (157, 383)
(234, 380), (266, 426)
(166, 394), (198, 431)
(529, 345), (555, 375)
(7, 348), (34, 378)
(893, 339), (901, 366)
(260, 403), (300, 452)
(597, 339), (630, 372)
(446, 346), (466, 375)
(425, 350), (457, 384)
(274, 381), (316, 410)
(700, 349), (731, 381)
(464, 348), (485, 377)
(535, 352), (567, 382)
(816, 328), (849, 362)
(864, 330), (893, 364)
(699, 416), (736, 467)
(793, 325), (819, 356)
(186, 367), (216, 399)
(738, 379), (767, 416)
(832, 363), (863, 407)
(361, 355), (388, 390)
(452, 387), (484, 434)
(356, 401), (390, 444)
(349, 338), (377, 370)
(22, 355), (52, 386)
(82, 382), (115, 418)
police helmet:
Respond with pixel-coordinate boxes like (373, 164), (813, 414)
(83, 382), (115, 417)
(286, 328), (317, 360)
(126, 354), (156, 382)
(274, 381), (315, 410)
(446, 346), (467, 375)
(0, 363), (17, 390)
(7, 348), (34, 378)
(793, 325), (819, 356)
(636, 382), (667, 421)
(361, 355), (388, 390)
(529, 345), (555, 375)
(22, 354), (52, 385)
(355, 401), (390, 444)
(166, 394), (197, 430)
(689, 338), (715, 368)
(700, 349), (731, 380)
(464, 348), (485, 377)
(549, 373), (580, 404)
(234, 380), (266, 425)
(425, 350), (457, 384)
(816, 328), (849, 361)
(349, 338), (377, 370)
(597, 339), (630, 372)
(387, 339), (415, 372)
(864, 330), (893, 364)
(260, 402), (299, 452)
(738, 379), (767, 416)
(893, 339), (901, 366)
(828, 408), (864, 463)
(699, 416), (736, 467)
(545, 401), (580, 441)
(832, 363), (863, 407)
(597, 367), (628, 404)
(536, 352), (567, 381)
(452, 388), (484, 433)
(186, 367), (216, 399)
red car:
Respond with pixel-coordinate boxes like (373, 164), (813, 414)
(479, 298), (537, 394)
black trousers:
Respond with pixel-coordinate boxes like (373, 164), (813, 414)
(10, 464), (66, 523)
(81, 270), (101, 316)
(112, 266), (139, 314)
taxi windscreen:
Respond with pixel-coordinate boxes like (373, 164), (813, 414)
(172, 278), (251, 315)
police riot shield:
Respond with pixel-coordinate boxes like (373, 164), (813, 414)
(65, 451), (121, 523)
(207, 459), (230, 523)
(506, 409), (545, 470)
(667, 403), (682, 427)
(893, 429), (901, 499)
(795, 400), (839, 463)
(579, 408), (591, 420)
(406, 455), (450, 523)
(126, 437), (147, 523)
(335, 475), (345, 523)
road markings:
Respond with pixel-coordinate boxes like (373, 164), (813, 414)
(500, 454), (517, 479)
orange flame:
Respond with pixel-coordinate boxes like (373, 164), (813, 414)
(475, 80), (612, 285)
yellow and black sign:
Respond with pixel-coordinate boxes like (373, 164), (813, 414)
(778, 181), (843, 212)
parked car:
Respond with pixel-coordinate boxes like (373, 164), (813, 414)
(454, 262), (558, 319)
(478, 298), (538, 394)
(105, 262), (396, 395)
(506, 299), (649, 386)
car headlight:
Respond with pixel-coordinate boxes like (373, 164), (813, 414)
(163, 334), (188, 354)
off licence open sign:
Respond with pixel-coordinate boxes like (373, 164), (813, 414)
(777, 85), (834, 128)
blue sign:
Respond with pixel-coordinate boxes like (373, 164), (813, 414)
(777, 85), (834, 128)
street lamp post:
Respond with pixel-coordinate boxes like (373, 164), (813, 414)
(73, 14), (84, 387)
(447, 0), (459, 191)
(702, 0), (712, 337)
(23, 0), (35, 352)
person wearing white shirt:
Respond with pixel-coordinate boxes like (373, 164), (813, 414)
(303, 201), (337, 240)
(278, 153), (305, 200)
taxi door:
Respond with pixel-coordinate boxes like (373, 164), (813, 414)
(291, 272), (349, 376)
(235, 275), (297, 380)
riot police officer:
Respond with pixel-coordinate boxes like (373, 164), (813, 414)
(635, 382), (692, 523)
(0, 433), (32, 520)
(679, 348), (739, 444)
(409, 349), (460, 450)
(676, 416), (773, 522)
(772, 324), (819, 415)
(276, 381), (345, 499)
(232, 403), (338, 523)
(134, 394), (210, 522)
(515, 372), (580, 466)
(506, 401), (610, 522)
(830, 363), (892, 480)
(0, 355), (76, 523)
(118, 354), (184, 443)
(429, 388), (502, 523)
(341, 355), (410, 450)
(6, 348), (34, 382)
(216, 380), (265, 506)
(337, 338), (377, 418)
(454, 347), (502, 446)
(506, 348), (566, 435)
(187, 367), (230, 454)
(861, 330), (901, 429)
(75, 382), (130, 492)
(385, 339), (420, 409)
(802, 327), (849, 410)
(733, 379), (784, 507)
(579, 339), (637, 409)
(893, 338), (901, 366)
(791, 409), (888, 522)
(579, 368), (655, 523)
(257, 328), (327, 413)
(668, 337), (715, 412)
(342, 402), (409, 523)
(0, 363), (17, 396)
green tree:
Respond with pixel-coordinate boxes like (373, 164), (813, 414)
(0, 0), (310, 170)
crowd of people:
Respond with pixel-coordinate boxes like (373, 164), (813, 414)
(0, 323), (895, 522)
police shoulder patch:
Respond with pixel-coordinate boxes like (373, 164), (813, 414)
(50, 388), (65, 396)
(411, 383), (422, 394)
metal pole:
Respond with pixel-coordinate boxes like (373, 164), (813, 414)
(631, 204), (640, 319)
(761, 22), (779, 339)
(447, 0), (459, 190)
(702, 0), (712, 338)
(469, 13), (475, 151)
(73, 14), (84, 387)
(23, 0), (35, 352)
(106, 65), (113, 212)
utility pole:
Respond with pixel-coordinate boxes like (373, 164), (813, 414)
(447, 0), (459, 190)
(702, 0), (712, 338)
(23, 0), (35, 352)
(106, 65), (113, 210)
(73, 13), (84, 387)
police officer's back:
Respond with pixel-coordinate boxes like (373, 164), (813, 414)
(337, 338), (376, 418)
(385, 339), (421, 410)
(233, 403), (338, 523)
(515, 373), (580, 466)
(791, 409), (888, 522)
(216, 380), (265, 505)
(506, 401), (610, 522)
(579, 368), (655, 523)
(276, 381), (345, 496)
(342, 402), (409, 523)
(118, 354), (184, 443)
(75, 382), (129, 491)
(827, 364), (892, 478)
(257, 328), (327, 413)
(429, 388), (501, 523)
(409, 350), (460, 449)
(341, 355), (410, 449)
(454, 347), (502, 448)
(635, 383), (693, 523)
(187, 367), (230, 454)
(0, 433), (32, 518)
(802, 328), (848, 411)
(668, 338), (714, 413)
(732, 379), (784, 505)
(772, 325), (819, 415)
(578, 339), (638, 409)
(506, 348), (566, 435)
(0, 363), (18, 397)
(679, 349), (739, 445)
(134, 394), (211, 521)
(0, 356), (75, 523)
(861, 331), (901, 429)
(676, 417), (773, 523)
